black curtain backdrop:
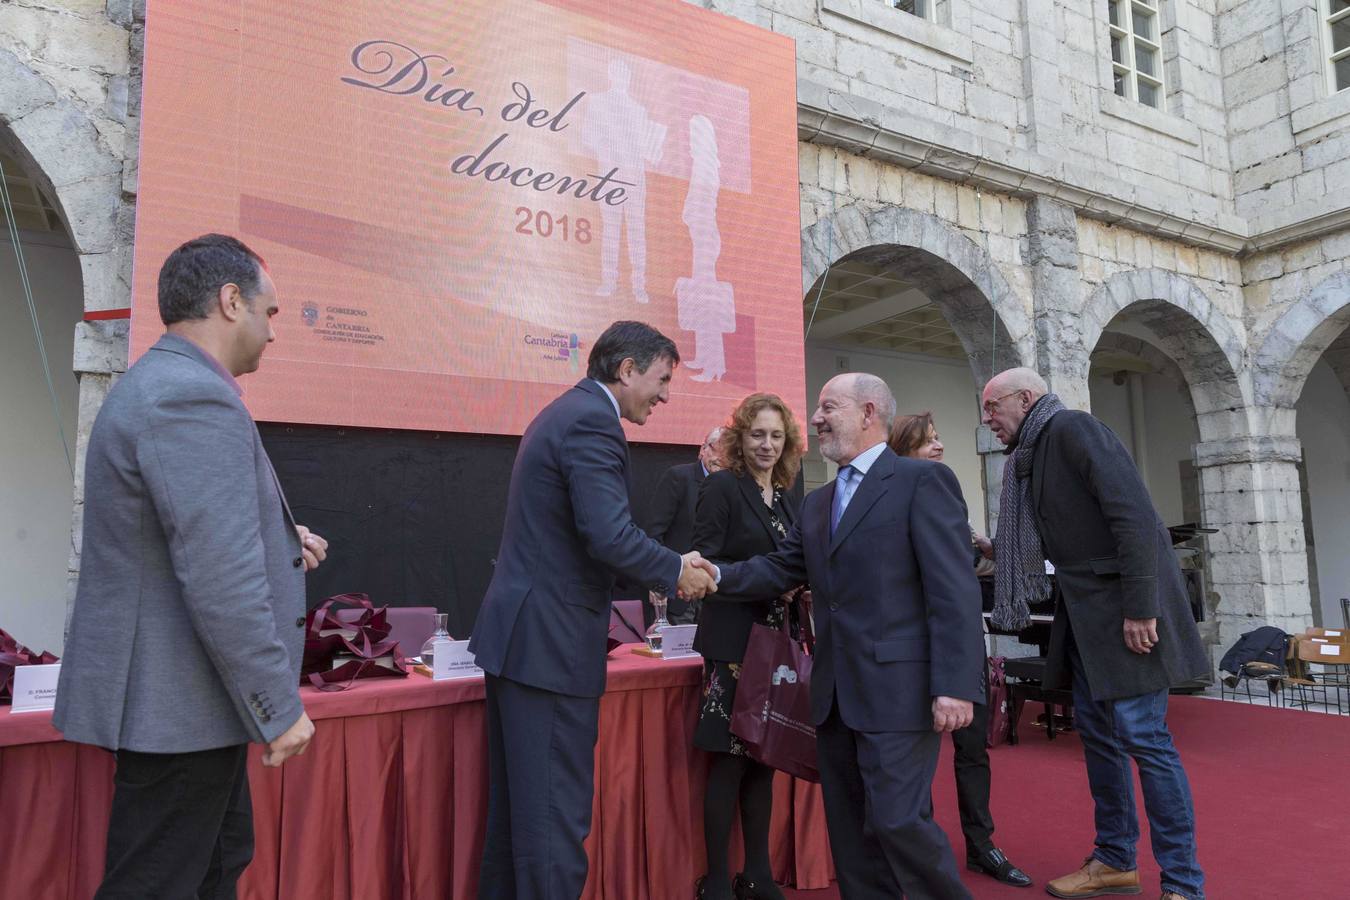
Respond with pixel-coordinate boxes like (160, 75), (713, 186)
(260, 422), (696, 640)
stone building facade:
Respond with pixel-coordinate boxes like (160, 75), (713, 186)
(1, 0), (1347, 663)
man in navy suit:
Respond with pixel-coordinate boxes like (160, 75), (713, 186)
(469, 321), (718, 899)
(711, 373), (984, 900)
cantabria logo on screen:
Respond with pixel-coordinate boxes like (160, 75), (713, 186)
(524, 333), (581, 372)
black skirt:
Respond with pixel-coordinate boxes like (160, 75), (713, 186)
(693, 600), (788, 756)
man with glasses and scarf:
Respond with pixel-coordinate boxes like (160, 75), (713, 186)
(981, 368), (1208, 900)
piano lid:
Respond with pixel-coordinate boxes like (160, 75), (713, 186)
(1167, 522), (1219, 546)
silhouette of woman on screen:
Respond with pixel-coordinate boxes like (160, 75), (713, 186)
(677, 115), (734, 383)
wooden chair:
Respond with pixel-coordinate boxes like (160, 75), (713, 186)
(1286, 637), (1350, 714)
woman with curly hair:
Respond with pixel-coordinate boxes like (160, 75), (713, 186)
(691, 392), (806, 900)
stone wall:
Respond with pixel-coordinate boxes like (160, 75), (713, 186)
(1219, 0), (1350, 232)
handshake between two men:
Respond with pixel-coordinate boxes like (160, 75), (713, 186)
(676, 551), (719, 600)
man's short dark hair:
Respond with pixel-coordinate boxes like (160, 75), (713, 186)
(586, 320), (679, 382)
(158, 234), (265, 325)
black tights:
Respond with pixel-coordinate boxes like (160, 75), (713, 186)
(701, 753), (785, 900)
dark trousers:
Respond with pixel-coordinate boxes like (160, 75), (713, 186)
(816, 703), (972, 900)
(950, 704), (995, 858)
(479, 673), (601, 900)
(95, 744), (253, 900)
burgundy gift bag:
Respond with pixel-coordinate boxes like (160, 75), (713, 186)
(301, 593), (409, 692)
(729, 614), (819, 783)
(986, 656), (1011, 747)
(0, 628), (59, 704)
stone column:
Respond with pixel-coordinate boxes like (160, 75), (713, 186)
(1192, 434), (1315, 664)
(65, 319), (129, 624)
(1024, 198), (1090, 409)
(1020, 0), (1065, 152)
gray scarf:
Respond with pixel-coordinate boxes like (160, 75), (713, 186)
(992, 393), (1066, 631)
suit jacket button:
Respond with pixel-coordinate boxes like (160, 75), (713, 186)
(829, 602), (839, 611)
(296, 616), (306, 628)
(293, 557), (304, 568)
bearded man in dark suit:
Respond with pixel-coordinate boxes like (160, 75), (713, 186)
(711, 373), (984, 900)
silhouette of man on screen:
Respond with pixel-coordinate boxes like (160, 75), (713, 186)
(581, 58), (665, 305)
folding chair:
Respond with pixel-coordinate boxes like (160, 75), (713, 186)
(1219, 632), (1288, 707)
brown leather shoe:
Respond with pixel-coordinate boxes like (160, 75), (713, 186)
(1045, 857), (1142, 897)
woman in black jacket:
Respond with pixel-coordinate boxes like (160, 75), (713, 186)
(692, 392), (805, 900)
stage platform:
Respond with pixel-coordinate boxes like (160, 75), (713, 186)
(785, 694), (1347, 899)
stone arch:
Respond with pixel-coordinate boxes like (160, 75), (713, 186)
(0, 48), (124, 311)
(802, 205), (1033, 385)
(1081, 268), (1247, 441)
(1092, 330), (1198, 423)
(1252, 270), (1350, 410)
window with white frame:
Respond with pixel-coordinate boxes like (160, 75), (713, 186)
(888, 0), (933, 20)
(1108, 0), (1165, 109)
(1327, 0), (1350, 93)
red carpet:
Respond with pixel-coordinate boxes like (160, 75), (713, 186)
(780, 696), (1348, 899)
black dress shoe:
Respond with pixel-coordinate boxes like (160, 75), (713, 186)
(966, 848), (1033, 887)
(732, 872), (783, 900)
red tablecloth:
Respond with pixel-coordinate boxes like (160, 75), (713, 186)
(0, 652), (833, 899)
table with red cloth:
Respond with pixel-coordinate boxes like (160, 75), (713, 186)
(0, 652), (834, 899)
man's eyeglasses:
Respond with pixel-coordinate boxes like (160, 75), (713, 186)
(982, 390), (1024, 415)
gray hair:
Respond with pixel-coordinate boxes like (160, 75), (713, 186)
(852, 373), (896, 429)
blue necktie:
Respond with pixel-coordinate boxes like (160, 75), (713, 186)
(830, 465), (856, 537)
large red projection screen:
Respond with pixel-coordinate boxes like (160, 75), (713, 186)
(130, 0), (805, 443)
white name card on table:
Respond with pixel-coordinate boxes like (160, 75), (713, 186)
(1326, 630), (1342, 637)
(1319, 644), (1343, 657)
(11, 663), (60, 713)
(659, 625), (698, 660)
(432, 639), (483, 680)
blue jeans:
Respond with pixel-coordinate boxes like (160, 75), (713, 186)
(1070, 649), (1204, 900)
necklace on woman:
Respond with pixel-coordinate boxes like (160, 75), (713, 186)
(755, 475), (774, 506)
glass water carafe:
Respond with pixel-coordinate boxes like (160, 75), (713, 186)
(420, 613), (451, 668)
(645, 592), (669, 653)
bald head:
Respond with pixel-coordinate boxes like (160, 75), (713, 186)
(981, 367), (1048, 446)
(986, 367), (1048, 398)
(811, 372), (896, 465)
(848, 373), (897, 429)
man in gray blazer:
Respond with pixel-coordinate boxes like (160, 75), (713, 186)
(982, 367), (1207, 900)
(54, 234), (328, 899)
